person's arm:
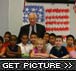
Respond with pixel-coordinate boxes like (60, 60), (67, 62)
(6, 47), (16, 57)
(50, 54), (58, 58)
(49, 47), (58, 58)
(8, 46), (21, 58)
(16, 46), (21, 57)
(0, 47), (6, 57)
(61, 46), (70, 58)
(61, 54), (70, 58)
(30, 50), (43, 58)
(36, 52), (49, 58)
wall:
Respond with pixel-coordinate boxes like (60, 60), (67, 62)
(9, 0), (24, 36)
(0, 0), (74, 38)
(70, 4), (76, 38)
(0, 0), (9, 36)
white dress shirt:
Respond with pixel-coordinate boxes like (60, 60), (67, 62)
(18, 43), (33, 55)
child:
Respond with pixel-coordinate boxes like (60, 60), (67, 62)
(0, 36), (6, 58)
(30, 32), (38, 46)
(6, 35), (21, 58)
(49, 33), (56, 46)
(18, 33), (33, 58)
(3, 31), (11, 47)
(74, 39), (76, 50)
(30, 38), (49, 58)
(50, 35), (69, 58)
(66, 35), (76, 58)
(43, 32), (49, 44)
(46, 33), (56, 54)
(4, 31), (11, 42)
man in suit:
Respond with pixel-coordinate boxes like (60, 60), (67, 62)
(17, 12), (46, 43)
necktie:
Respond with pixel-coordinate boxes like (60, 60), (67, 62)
(31, 26), (35, 33)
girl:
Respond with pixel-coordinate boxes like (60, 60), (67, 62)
(66, 35), (76, 58)
(3, 31), (11, 47)
(18, 33), (33, 58)
(30, 38), (49, 58)
(0, 36), (6, 58)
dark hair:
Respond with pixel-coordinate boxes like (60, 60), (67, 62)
(56, 35), (63, 41)
(0, 36), (4, 43)
(66, 34), (75, 40)
(44, 32), (49, 36)
(74, 39), (76, 45)
(4, 31), (11, 36)
(30, 32), (38, 37)
(10, 35), (17, 41)
(50, 33), (56, 37)
(21, 33), (28, 38)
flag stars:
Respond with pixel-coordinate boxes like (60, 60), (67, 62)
(32, 8), (36, 12)
(38, 14), (42, 18)
(25, 14), (28, 17)
(23, 6), (44, 23)
(38, 19), (41, 22)
(39, 8), (43, 12)
(25, 8), (29, 11)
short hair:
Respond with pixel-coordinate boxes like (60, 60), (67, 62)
(30, 32), (38, 37)
(0, 36), (4, 43)
(50, 33), (56, 37)
(28, 12), (37, 19)
(21, 33), (28, 38)
(44, 32), (49, 36)
(56, 35), (63, 41)
(66, 34), (75, 40)
(10, 35), (17, 41)
(4, 31), (11, 36)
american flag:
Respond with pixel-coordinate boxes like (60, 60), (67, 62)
(23, 5), (45, 23)
(23, 2), (70, 35)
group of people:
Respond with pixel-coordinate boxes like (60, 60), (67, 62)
(0, 12), (76, 58)
(0, 31), (76, 58)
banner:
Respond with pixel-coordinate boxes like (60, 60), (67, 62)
(0, 59), (76, 70)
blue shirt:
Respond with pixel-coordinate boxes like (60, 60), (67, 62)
(50, 46), (68, 58)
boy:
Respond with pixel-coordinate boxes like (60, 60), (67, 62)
(43, 33), (49, 44)
(6, 35), (21, 58)
(50, 35), (69, 58)
(66, 35), (76, 58)
(30, 32), (38, 46)
(46, 33), (56, 54)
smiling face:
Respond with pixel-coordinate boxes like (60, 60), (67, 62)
(28, 13), (37, 26)
(66, 37), (74, 47)
(30, 34), (37, 44)
(36, 39), (45, 51)
(43, 33), (49, 43)
(21, 35), (28, 45)
(49, 36), (56, 45)
(10, 35), (17, 46)
(4, 34), (10, 42)
(55, 37), (63, 47)
(37, 41), (44, 50)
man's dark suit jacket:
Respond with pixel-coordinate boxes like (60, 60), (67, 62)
(17, 23), (46, 43)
